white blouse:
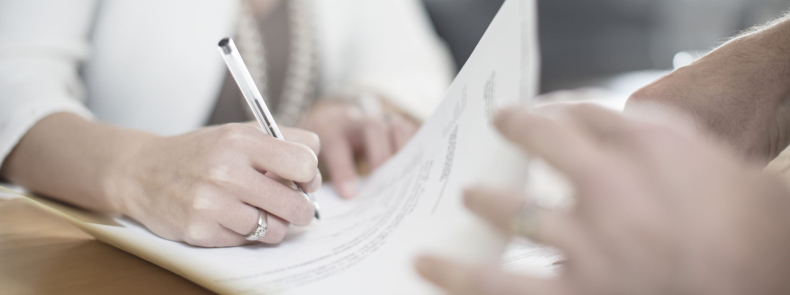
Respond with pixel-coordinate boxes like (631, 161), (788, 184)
(0, 0), (453, 168)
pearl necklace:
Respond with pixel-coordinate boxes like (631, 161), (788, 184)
(235, 0), (318, 127)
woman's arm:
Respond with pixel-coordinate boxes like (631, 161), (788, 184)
(2, 112), (323, 248)
(0, 1), (323, 248)
(0, 0), (98, 170)
(1, 114), (152, 212)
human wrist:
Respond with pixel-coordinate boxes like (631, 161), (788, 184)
(99, 129), (160, 215)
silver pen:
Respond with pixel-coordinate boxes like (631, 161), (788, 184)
(218, 37), (321, 220)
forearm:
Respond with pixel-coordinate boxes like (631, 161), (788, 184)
(0, 113), (157, 212)
(718, 14), (790, 78)
(627, 15), (790, 160)
(733, 12), (790, 48)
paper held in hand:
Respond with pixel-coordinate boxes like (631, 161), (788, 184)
(16, 0), (545, 293)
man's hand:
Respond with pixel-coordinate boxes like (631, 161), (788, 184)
(627, 16), (790, 163)
(417, 104), (790, 295)
(299, 100), (418, 199)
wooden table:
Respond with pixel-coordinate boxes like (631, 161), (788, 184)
(0, 199), (212, 295)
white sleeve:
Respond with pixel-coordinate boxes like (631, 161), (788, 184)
(0, 0), (97, 168)
(315, 0), (455, 121)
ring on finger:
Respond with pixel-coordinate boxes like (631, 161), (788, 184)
(245, 209), (269, 241)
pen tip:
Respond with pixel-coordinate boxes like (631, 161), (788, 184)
(218, 38), (230, 47)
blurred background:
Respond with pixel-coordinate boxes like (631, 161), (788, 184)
(423, 0), (790, 94)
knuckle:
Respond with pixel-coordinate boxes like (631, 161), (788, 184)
(206, 125), (255, 162)
(203, 164), (234, 185)
(191, 190), (218, 213)
(303, 131), (321, 154)
(183, 224), (214, 246)
(305, 172), (323, 193)
(290, 198), (314, 224)
(216, 123), (253, 147)
(291, 144), (319, 182)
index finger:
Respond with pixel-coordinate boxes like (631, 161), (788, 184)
(415, 256), (570, 295)
(463, 187), (588, 256)
(322, 139), (358, 199)
(280, 126), (321, 155)
(362, 117), (394, 170)
(243, 121), (322, 155)
(494, 107), (609, 185)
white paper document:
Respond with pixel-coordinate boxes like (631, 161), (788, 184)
(14, 0), (557, 293)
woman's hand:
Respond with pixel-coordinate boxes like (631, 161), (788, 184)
(417, 104), (790, 295)
(299, 100), (418, 199)
(109, 123), (321, 248)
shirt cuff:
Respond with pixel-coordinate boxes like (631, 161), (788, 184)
(0, 101), (94, 171)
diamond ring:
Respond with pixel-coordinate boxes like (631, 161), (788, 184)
(245, 209), (269, 241)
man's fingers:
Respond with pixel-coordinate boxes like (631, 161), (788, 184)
(415, 256), (569, 295)
(463, 187), (526, 231)
(558, 103), (701, 159)
(494, 107), (608, 185)
(554, 104), (634, 145)
(464, 187), (587, 255)
(363, 118), (394, 170)
(322, 139), (358, 198)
